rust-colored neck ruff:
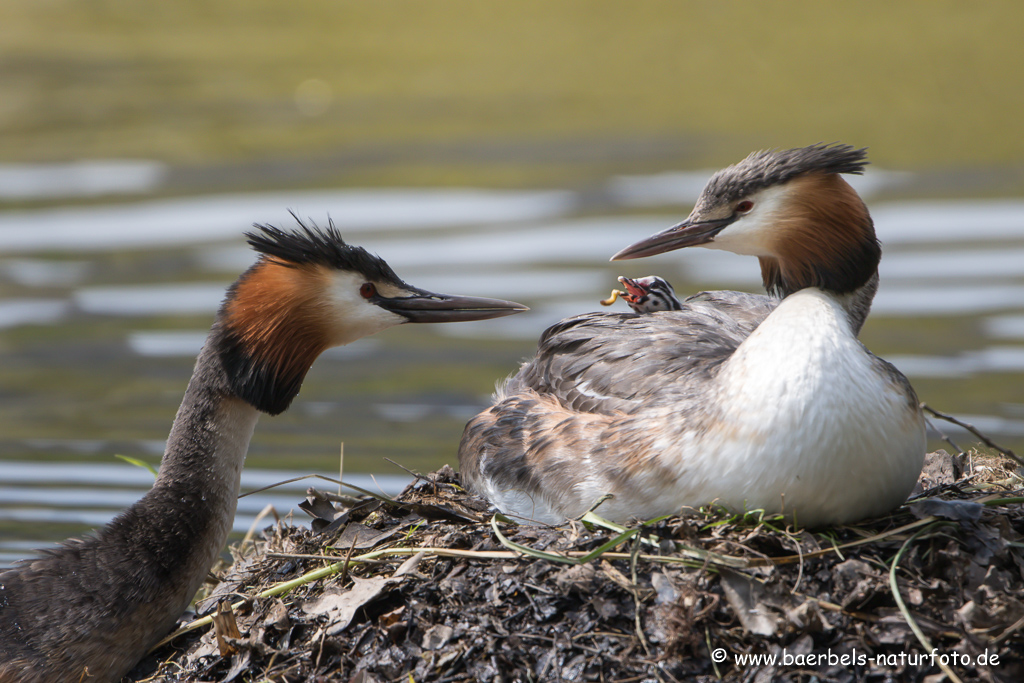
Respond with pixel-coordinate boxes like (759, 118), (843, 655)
(758, 173), (880, 299)
(218, 259), (331, 415)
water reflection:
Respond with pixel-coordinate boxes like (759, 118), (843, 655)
(0, 188), (575, 252)
(0, 258), (91, 287)
(0, 161), (167, 200)
(0, 300), (69, 329)
(888, 347), (1024, 378)
(986, 315), (1024, 339)
(1, 168), (1023, 565)
(0, 459), (409, 567)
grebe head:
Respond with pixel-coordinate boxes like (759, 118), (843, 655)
(218, 215), (528, 414)
(617, 276), (682, 312)
(611, 144), (880, 299)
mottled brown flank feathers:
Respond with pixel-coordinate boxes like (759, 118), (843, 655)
(218, 261), (333, 415)
(758, 173), (880, 296)
(701, 143), (867, 207)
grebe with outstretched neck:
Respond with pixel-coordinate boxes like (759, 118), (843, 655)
(460, 144), (925, 526)
(0, 219), (526, 682)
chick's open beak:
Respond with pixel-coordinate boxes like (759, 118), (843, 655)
(374, 289), (528, 323)
(618, 277), (647, 303)
(610, 216), (736, 261)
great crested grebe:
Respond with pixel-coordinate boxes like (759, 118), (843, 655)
(0, 220), (526, 682)
(601, 275), (683, 313)
(460, 144), (925, 526)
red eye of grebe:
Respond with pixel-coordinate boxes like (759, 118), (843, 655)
(360, 283), (376, 299)
(736, 200), (754, 213)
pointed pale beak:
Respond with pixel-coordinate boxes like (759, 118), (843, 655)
(374, 289), (529, 323)
(610, 216), (736, 261)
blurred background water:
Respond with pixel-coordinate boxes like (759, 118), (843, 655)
(1, 1), (1023, 566)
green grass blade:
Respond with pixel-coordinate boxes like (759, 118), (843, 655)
(114, 454), (158, 479)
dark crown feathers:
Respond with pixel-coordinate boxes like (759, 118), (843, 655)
(704, 143), (868, 205)
(246, 212), (405, 286)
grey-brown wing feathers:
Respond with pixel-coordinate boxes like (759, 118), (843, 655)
(459, 289), (778, 520)
(504, 290), (778, 415)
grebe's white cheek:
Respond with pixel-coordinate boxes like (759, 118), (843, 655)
(706, 184), (793, 257)
(324, 271), (406, 345)
(707, 218), (774, 256)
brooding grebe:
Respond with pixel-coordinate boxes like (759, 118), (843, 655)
(459, 144), (925, 526)
(601, 275), (683, 313)
(0, 220), (526, 683)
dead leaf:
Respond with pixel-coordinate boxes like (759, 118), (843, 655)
(267, 599), (290, 631)
(348, 670), (386, 683)
(299, 488), (339, 522)
(913, 449), (960, 493)
(377, 605), (405, 629)
(784, 600), (830, 632)
(599, 560), (635, 594)
(303, 576), (393, 635)
(221, 649), (251, 682)
(393, 551), (426, 577)
(310, 497), (382, 535)
(719, 568), (778, 636)
(421, 624), (454, 650)
(212, 599), (242, 657)
(909, 498), (984, 522)
(554, 563), (597, 594)
(334, 520), (410, 550)
(302, 552), (425, 636)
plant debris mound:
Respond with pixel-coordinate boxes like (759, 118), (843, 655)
(134, 451), (1024, 682)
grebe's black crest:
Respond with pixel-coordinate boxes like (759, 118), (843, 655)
(247, 213), (407, 287)
(702, 143), (868, 206)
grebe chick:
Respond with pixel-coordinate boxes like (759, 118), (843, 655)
(600, 275), (683, 313)
(459, 144), (925, 527)
(0, 219), (526, 682)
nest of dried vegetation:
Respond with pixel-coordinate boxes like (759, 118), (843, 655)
(131, 448), (1024, 683)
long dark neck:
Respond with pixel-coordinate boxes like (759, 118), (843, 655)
(0, 332), (260, 683)
(147, 337), (262, 599)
